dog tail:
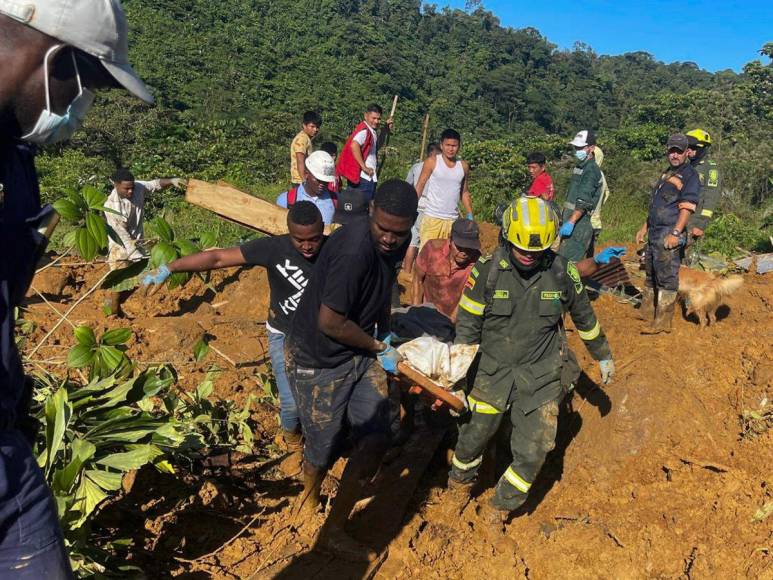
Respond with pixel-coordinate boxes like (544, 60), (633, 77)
(712, 275), (744, 298)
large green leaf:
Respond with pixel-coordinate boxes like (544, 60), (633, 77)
(82, 376), (136, 413)
(84, 469), (123, 491)
(151, 217), (174, 243)
(53, 438), (96, 493)
(52, 198), (81, 221)
(101, 327), (132, 346)
(97, 345), (125, 373)
(150, 241), (177, 268)
(67, 344), (94, 369)
(75, 227), (98, 261)
(174, 239), (199, 257)
(198, 231), (217, 249)
(85, 212), (108, 250)
(43, 388), (72, 475)
(96, 444), (163, 471)
(193, 337), (210, 363)
(81, 185), (106, 209)
(73, 326), (96, 348)
(71, 474), (108, 528)
(101, 258), (149, 292)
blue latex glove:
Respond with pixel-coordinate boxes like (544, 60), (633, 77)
(594, 246), (626, 265)
(599, 359), (615, 385)
(465, 212), (474, 221)
(376, 335), (402, 374)
(559, 222), (575, 237)
(142, 264), (171, 286)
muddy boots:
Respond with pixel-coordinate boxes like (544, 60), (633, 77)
(637, 286), (656, 322)
(642, 290), (678, 334)
(104, 291), (123, 318)
(292, 462), (325, 519)
(277, 430), (304, 477)
(446, 477), (474, 515)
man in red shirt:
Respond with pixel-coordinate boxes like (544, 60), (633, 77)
(412, 219), (481, 321)
(526, 152), (554, 201)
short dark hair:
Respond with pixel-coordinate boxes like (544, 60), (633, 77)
(111, 168), (135, 182)
(526, 152), (546, 165)
(302, 111), (322, 126)
(288, 200), (322, 227)
(365, 103), (383, 115)
(440, 128), (461, 143)
(373, 179), (418, 218)
(319, 142), (338, 157)
(426, 142), (441, 156)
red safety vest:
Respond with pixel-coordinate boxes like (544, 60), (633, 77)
(336, 121), (374, 185)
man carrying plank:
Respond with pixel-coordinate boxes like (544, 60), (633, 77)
(286, 179), (417, 560)
(143, 202), (326, 476)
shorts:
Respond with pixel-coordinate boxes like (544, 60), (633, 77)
(419, 216), (454, 250)
(287, 354), (391, 469)
(409, 213), (424, 248)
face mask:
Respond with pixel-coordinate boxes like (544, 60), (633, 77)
(574, 149), (588, 162)
(22, 45), (96, 145)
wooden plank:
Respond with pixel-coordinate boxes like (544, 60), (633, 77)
(185, 179), (289, 236)
(397, 361), (466, 413)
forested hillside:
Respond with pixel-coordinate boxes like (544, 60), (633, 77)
(37, 0), (772, 251)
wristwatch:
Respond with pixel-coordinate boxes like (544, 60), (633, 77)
(671, 229), (682, 236)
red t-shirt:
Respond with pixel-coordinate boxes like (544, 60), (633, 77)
(416, 239), (475, 319)
(527, 172), (554, 201)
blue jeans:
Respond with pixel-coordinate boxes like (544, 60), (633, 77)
(267, 331), (300, 432)
(0, 432), (72, 579)
(351, 177), (376, 202)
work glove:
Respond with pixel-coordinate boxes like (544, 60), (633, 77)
(376, 335), (402, 375)
(465, 212), (474, 221)
(171, 178), (187, 189)
(142, 264), (171, 286)
(559, 222), (575, 237)
(599, 359), (615, 385)
(594, 246), (626, 265)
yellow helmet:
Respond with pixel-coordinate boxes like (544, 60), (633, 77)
(686, 128), (712, 147)
(502, 196), (558, 251)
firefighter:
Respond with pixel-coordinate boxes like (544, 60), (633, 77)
(448, 196), (614, 525)
(685, 128), (721, 265)
(635, 134), (700, 334)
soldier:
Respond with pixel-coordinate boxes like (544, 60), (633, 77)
(448, 196), (614, 525)
(685, 129), (721, 265)
(635, 134), (700, 334)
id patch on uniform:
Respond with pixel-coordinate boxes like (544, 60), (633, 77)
(471, 266), (479, 278)
(567, 262), (583, 293)
(498, 259), (509, 269)
(465, 275), (476, 291)
(541, 291), (561, 300)
(708, 169), (719, 187)
(493, 289), (509, 299)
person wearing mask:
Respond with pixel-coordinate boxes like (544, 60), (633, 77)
(0, 0), (153, 574)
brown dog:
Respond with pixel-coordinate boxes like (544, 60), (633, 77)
(677, 267), (744, 327)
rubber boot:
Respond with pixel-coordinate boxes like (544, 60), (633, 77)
(292, 462), (324, 520)
(315, 436), (387, 562)
(637, 286), (655, 321)
(104, 291), (122, 318)
(278, 430), (304, 478)
(642, 290), (678, 334)
(446, 477), (474, 516)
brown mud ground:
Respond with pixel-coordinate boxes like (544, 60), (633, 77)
(22, 229), (773, 578)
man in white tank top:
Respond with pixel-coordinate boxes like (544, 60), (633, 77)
(414, 129), (472, 249)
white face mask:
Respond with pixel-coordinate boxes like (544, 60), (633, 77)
(22, 45), (96, 145)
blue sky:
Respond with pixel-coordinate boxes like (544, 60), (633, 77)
(437, 0), (772, 72)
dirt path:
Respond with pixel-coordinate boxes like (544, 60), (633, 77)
(22, 244), (773, 578)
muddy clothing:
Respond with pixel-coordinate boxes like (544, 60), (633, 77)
(559, 158), (602, 262)
(645, 162), (699, 292)
(239, 234), (321, 335)
(451, 249), (611, 511)
(1, 137), (72, 574)
(287, 216), (405, 368)
(104, 179), (162, 264)
(287, 354), (391, 469)
(687, 156), (721, 232)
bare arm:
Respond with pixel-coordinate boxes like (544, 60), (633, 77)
(635, 222), (648, 245)
(167, 247), (246, 273)
(415, 155), (436, 196)
(566, 208), (584, 225)
(351, 141), (373, 177)
(460, 161), (473, 215)
(295, 152), (306, 175)
(318, 304), (383, 353)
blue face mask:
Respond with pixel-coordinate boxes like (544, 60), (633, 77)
(575, 149), (588, 162)
(22, 45), (95, 145)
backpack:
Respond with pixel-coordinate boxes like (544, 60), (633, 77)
(286, 186), (338, 208)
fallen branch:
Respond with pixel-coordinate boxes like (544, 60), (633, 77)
(35, 246), (73, 275)
(30, 285), (77, 330)
(175, 506), (266, 564)
(679, 456), (731, 473)
(28, 267), (111, 358)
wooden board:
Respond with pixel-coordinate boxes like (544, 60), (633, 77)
(185, 179), (289, 236)
(397, 361), (466, 413)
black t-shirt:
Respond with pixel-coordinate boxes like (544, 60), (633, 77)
(288, 216), (405, 368)
(239, 235), (319, 334)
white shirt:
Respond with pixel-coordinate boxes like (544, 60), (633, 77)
(104, 179), (162, 261)
(422, 155), (465, 220)
(406, 161), (427, 212)
(353, 122), (378, 182)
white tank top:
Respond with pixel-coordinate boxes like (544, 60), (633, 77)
(422, 154), (465, 220)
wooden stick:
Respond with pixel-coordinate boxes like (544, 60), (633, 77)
(35, 246), (73, 275)
(29, 285), (77, 330)
(28, 268), (111, 358)
(389, 94), (398, 119)
(419, 113), (430, 160)
(396, 361), (465, 412)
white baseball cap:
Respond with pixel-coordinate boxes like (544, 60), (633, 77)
(0, 0), (153, 103)
(569, 129), (597, 147)
(305, 151), (336, 183)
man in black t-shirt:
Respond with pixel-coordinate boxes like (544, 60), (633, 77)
(143, 202), (325, 476)
(286, 179), (417, 561)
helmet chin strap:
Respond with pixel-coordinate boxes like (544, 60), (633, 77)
(693, 146), (708, 163)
